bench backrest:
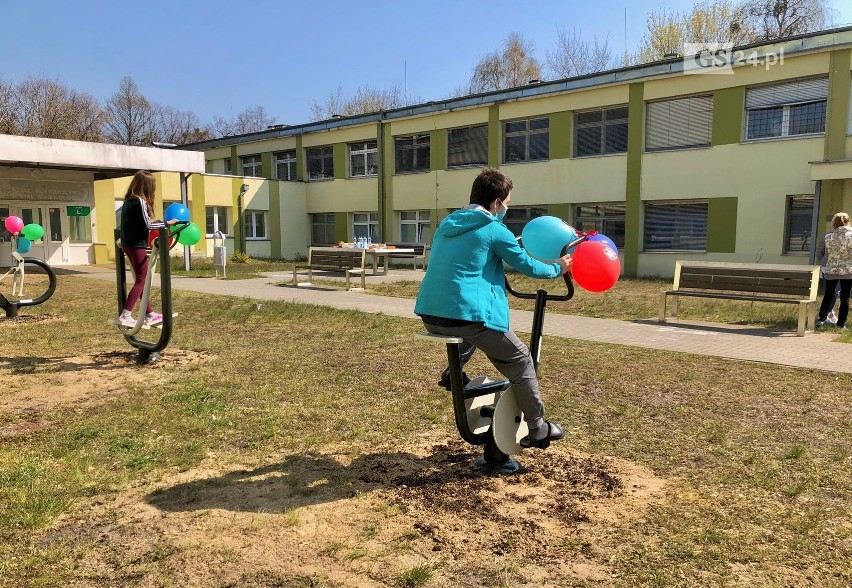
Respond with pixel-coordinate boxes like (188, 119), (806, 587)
(308, 248), (365, 269)
(673, 261), (819, 299)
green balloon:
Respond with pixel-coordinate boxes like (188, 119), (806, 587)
(21, 223), (44, 240)
(177, 222), (202, 246)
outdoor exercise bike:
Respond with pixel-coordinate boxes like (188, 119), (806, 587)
(112, 224), (188, 364)
(0, 236), (57, 318)
(418, 235), (586, 474)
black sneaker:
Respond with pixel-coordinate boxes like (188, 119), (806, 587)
(438, 371), (471, 391)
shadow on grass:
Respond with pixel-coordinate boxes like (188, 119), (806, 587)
(0, 351), (138, 375)
(631, 319), (803, 338)
(144, 449), (479, 513)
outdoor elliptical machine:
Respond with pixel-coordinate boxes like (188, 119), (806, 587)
(113, 224), (187, 364)
(418, 235), (587, 474)
(0, 244), (57, 318)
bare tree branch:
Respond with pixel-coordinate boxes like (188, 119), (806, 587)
(546, 27), (616, 78)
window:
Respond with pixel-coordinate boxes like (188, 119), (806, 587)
(746, 77), (828, 140)
(274, 150), (297, 181)
(400, 210), (432, 243)
(504, 206), (548, 237)
(448, 124), (488, 168)
(69, 215), (91, 243)
(785, 195), (814, 254)
(573, 204), (626, 248)
(646, 95), (712, 151)
(311, 213), (335, 245)
(240, 154), (262, 177)
(307, 145), (334, 180)
(643, 201), (708, 251)
(353, 212), (378, 242)
(244, 210), (267, 240)
(503, 117), (549, 163)
(575, 106), (629, 157)
(349, 140), (378, 177)
(205, 206), (231, 236)
(395, 134), (430, 173)
(224, 158), (232, 175)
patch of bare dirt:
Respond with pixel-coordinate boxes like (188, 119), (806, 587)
(39, 438), (665, 587)
(0, 349), (213, 417)
(0, 313), (64, 325)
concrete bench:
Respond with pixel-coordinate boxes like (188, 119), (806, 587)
(292, 247), (366, 291)
(659, 261), (819, 337)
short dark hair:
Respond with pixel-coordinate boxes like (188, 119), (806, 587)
(470, 168), (512, 208)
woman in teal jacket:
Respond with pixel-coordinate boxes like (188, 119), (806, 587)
(415, 168), (571, 449)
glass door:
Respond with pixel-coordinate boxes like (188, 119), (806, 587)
(46, 207), (68, 265)
(16, 207), (47, 261)
(0, 206), (11, 267)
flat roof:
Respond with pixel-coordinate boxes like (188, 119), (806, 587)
(0, 134), (206, 180)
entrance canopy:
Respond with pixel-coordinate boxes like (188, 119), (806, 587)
(809, 159), (852, 182)
(0, 134), (205, 179)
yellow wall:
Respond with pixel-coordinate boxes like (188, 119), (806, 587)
(305, 178), (377, 213)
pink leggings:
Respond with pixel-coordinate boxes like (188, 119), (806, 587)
(123, 246), (154, 314)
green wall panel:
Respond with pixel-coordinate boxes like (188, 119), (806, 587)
(295, 136), (304, 181)
(381, 121), (393, 242)
(706, 197), (738, 253)
(712, 87), (745, 146)
(269, 180), (281, 257)
(230, 146), (238, 177)
(624, 82), (644, 276)
(261, 152), (273, 179)
(431, 128), (447, 171)
(334, 211), (348, 243)
(548, 203), (571, 222)
(333, 143), (346, 180)
(819, 49), (851, 230)
(549, 111), (572, 160)
(488, 105), (500, 167)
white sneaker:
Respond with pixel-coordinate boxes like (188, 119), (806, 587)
(118, 314), (136, 328)
(827, 311), (838, 325)
(144, 312), (164, 326)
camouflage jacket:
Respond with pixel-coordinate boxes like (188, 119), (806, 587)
(817, 225), (852, 278)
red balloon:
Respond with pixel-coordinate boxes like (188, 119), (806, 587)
(571, 240), (621, 292)
(147, 229), (174, 249)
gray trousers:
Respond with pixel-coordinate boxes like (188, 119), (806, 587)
(423, 322), (546, 430)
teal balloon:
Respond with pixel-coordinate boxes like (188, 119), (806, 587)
(521, 216), (578, 261)
(177, 222), (202, 246)
(16, 237), (32, 254)
(22, 223), (45, 240)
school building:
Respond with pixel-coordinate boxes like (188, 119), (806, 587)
(4, 26), (852, 278)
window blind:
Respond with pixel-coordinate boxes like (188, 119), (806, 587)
(646, 96), (712, 151)
(746, 77), (828, 109)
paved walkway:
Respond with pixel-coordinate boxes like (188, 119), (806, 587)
(72, 266), (852, 374)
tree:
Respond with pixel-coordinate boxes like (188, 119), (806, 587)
(103, 76), (157, 146)
(309, 84), (411, 121)
(749, 0), (832, 39)
(7, 76), (105, 141)
(467, 32), (542, 93)
(0, 80), (15, 135)
(153, 104), (212, 145)
(212, 105), (277, 137)
(546, 27), (616, 78)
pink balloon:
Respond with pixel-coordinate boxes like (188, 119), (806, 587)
(4, 216), (24, 234)
(571, 240), (621, 292)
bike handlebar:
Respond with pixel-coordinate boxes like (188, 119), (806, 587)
(505, 235), (588, 302)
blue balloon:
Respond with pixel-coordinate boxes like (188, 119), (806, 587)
(164, 203), (190, 223)
(521, 216), (577, 261)
(587, 233), (618, 252)
(16, 237), (31, 254)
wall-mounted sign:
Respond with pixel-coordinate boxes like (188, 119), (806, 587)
(67, 206), (91, 217)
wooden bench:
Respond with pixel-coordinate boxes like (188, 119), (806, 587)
(386, 242), (429, 270)
(659, 261), (820, 337)
(292, 247), (366, 291)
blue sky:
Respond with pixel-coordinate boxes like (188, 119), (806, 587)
(1, 0), (850, 128)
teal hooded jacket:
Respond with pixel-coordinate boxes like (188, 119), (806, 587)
(414, 206), (562, 332)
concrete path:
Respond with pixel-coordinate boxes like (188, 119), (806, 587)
(72, 266), (852, 375)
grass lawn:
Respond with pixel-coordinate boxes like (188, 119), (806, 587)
(0, 271), (849, 586)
